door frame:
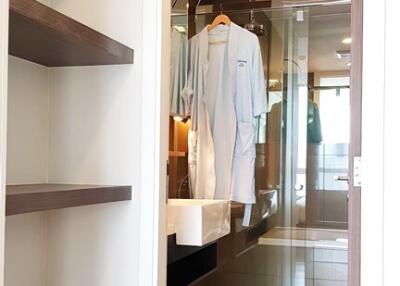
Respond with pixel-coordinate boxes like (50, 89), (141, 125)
(138, 0), (169, 285)
(348, 0), (362, 285)
(0, 0), (8, 284)
(361, 0), (400, 285)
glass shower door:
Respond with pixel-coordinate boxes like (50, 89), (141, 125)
(250, 6), (310, 286)
(186, 5), (311, 286)
(280, 8), (310, 286)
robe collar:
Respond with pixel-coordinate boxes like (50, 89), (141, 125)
(198, 22), (239, 73)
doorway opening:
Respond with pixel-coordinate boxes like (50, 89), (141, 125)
(168, 1), (358, 285)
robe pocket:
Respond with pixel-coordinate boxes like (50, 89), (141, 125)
(236, 122), (256, 157)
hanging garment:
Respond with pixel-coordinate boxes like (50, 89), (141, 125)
(307, 100), (323, 143)
(187, 23), (267, 205)
(170, 27), (188, 117)
(268, 99), (323, 144)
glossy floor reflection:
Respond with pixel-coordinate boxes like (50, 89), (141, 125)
(192, 228), (348, 286)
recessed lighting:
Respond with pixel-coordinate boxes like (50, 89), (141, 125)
(269, 79), (279, 84)
(342, 37), (352, 44)
(173, 116), (183, 122)
(347, 62), (352, 67)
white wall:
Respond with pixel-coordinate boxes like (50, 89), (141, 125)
(48, 65), (138, 185)
(382, 1), (400, 284)
(5, 57), (50, 286)
(48, 0), (135, 48)
(7, 57), (49, 184)
(5, 213), (48, 286)
(45, 1), (142, 285)
(46, 62), (141, 284)
(43, 0), (170, 286)
(46, 203), (137, 286)
(362, 0), (400, 285)
(36, 0), (51, 5)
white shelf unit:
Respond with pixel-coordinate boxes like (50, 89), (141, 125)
(3, 1), (142, 285)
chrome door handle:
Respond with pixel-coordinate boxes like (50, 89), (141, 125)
(334, 175), (349, 182)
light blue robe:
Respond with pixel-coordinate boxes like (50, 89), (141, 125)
(170, 27), (188, 117)
(187, 23), (267, 207)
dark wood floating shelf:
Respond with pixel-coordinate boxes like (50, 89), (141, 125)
(9, 0), (134, 66)
(6, 184), (132, 216)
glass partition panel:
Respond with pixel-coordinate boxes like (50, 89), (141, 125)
(189, 7), (309, 286)
(169, 1), (190, 199)
(282, 8), (309, 286)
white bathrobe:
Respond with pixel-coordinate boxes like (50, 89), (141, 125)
(187, 23), (267, 206)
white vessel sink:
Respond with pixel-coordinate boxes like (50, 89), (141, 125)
(167, 199), (231, 246)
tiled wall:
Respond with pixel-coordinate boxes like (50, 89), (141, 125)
(306, 143), (349, 229)
(307, 248), (348, 286)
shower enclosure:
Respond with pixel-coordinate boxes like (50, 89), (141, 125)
(170, 1), (351, 285)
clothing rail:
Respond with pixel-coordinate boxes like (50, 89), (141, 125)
(197, 1), (272, 11)
(310, 85), (350, 91)
(281, 0), (350, 8)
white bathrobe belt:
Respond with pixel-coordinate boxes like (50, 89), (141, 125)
(242, 203), (252, 227)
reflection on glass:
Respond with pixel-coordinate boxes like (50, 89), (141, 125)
(169, 1), (190, 200)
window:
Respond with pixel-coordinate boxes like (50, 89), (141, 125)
(318, 76), (350, 144)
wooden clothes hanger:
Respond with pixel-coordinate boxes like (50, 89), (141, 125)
(207, 3), (231, 32)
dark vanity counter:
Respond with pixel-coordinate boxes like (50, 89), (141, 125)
(167, 202), (271, 286)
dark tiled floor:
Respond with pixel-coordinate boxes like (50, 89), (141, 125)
(191, 245), (348, 286)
